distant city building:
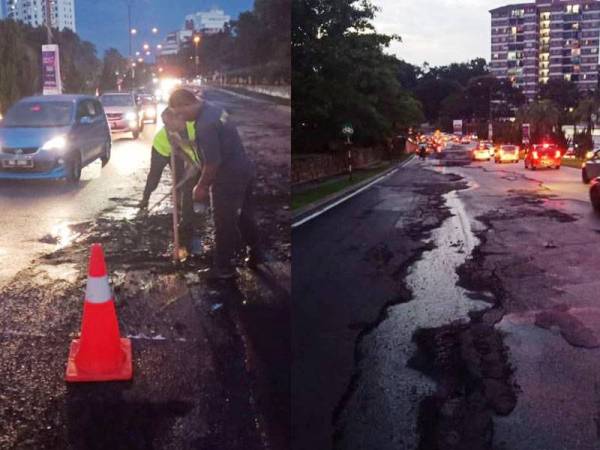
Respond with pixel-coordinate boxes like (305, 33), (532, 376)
(159, 30), (193, 57)
(158, 7), (231, 62)
(184, 8), (230, 34)
(4, 0), (75, 31)
(490, 0), (600, 99)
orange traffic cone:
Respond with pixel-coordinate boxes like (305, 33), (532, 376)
(65, 243), (132, 382)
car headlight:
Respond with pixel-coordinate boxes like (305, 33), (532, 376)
(41, 135), (67, 152)
(586, 151), (594, 160)
(125, 112), (137, 121)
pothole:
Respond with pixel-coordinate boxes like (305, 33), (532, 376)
(334, 190), (490, 450)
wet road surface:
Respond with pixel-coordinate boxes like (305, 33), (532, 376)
(292, 161), (468, 449)
(293, 146), (600, 450)
(0, 88), (290, 449)
(0, 116), (160, 286)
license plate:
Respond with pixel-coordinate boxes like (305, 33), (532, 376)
(2, 156), (33, 168)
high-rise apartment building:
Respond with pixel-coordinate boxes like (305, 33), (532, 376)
(4, 0), (75, 32)
(491, 0), (600, 99)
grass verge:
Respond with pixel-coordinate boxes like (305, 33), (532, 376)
(561, 158), (585, 169)
(292, 162), (396, 211)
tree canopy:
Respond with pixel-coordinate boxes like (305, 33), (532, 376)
(0, 19), (100, 112)
(292, 0), (424, 152)
(187, 0), (290, 83)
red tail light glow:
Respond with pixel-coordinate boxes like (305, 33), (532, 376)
(555, 150), (561, 158)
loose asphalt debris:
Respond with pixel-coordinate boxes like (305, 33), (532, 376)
(0, 102), (290, 449)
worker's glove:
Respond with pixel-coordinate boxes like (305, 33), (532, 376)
(193, 184), (209, 202)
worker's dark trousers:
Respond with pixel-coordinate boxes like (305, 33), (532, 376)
(211, 178), (260, 270)
(179, 171), (201, 248)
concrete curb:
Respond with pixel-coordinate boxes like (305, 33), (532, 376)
(292, 156), (415, 227)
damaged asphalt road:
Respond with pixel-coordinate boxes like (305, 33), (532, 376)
(0, 89), (290, 450)
(293, 153), (600, 450)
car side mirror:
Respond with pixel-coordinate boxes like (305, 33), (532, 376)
(79, 116), (94, 125)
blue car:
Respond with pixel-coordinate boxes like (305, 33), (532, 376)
(0, 95), (112, 182)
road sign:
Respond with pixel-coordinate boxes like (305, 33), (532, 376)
(41, 44), (62, 95)
(342, 124), (354, 136)
(453, 120), (463, 136)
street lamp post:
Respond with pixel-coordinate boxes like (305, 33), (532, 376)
(193, 34), (201, 77)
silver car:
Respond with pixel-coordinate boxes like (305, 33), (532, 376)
(100, 92), (144, 139)
(582, 150), (600, 184)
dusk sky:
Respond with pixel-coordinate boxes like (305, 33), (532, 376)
(76, 0), (253, 59)
(372, 0), (532, 67)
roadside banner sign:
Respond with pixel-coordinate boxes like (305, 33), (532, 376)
(522, 123), (531, 144)
(42, 44), (62, 95)
(453, 120), (463, 136)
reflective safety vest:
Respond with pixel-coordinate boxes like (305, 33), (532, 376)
(153, 121), (200, 163)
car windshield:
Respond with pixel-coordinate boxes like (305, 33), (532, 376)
(100, 95), (134, 107)
(1, 101), (73, 128)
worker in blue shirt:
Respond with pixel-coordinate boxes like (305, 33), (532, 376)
(166, 89), (263, 279)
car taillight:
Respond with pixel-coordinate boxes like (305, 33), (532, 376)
(555, 150), (561, 158)
(532, 151), (539, 159)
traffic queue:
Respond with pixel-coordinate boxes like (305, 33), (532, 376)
(411, 130), (600, 213)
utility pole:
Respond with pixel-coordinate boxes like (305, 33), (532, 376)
(44, 0), (53, 44)
(128, 1), (136, 86)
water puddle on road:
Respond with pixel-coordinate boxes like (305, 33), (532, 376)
(39, 222), (81, 249)
(336, 190), (490, 450)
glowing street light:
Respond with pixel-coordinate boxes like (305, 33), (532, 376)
(152, 27), (158, 34)
(135, 51), (140, 56)
(137, 57), (144, 63)
(143, 43), (149, 51)
(130, 28), (137, 35)
(145, 51), (151, 56)
(156, 44), (162, 50)
(193, 35), (201, 76)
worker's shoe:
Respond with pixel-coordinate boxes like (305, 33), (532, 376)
(138, 198), (149, 209)
(246, 248), (266, 269)
(199, 266), (237, 281)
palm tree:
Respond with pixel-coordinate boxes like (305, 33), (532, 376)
(573, 93), (600, 136)
(517, 100), (561, 141)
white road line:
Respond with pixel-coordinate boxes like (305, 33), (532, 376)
(292, 156), (416, 228)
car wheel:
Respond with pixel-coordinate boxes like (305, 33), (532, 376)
(591, 187), (600, 212)
(132, 130), (140, 139)
(555, 165), (560, 170)
(583, 169), (590, 184)
(101, 141), (111, 167)
(531, 166), (536, 171)
(66, 152), (82, 183)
